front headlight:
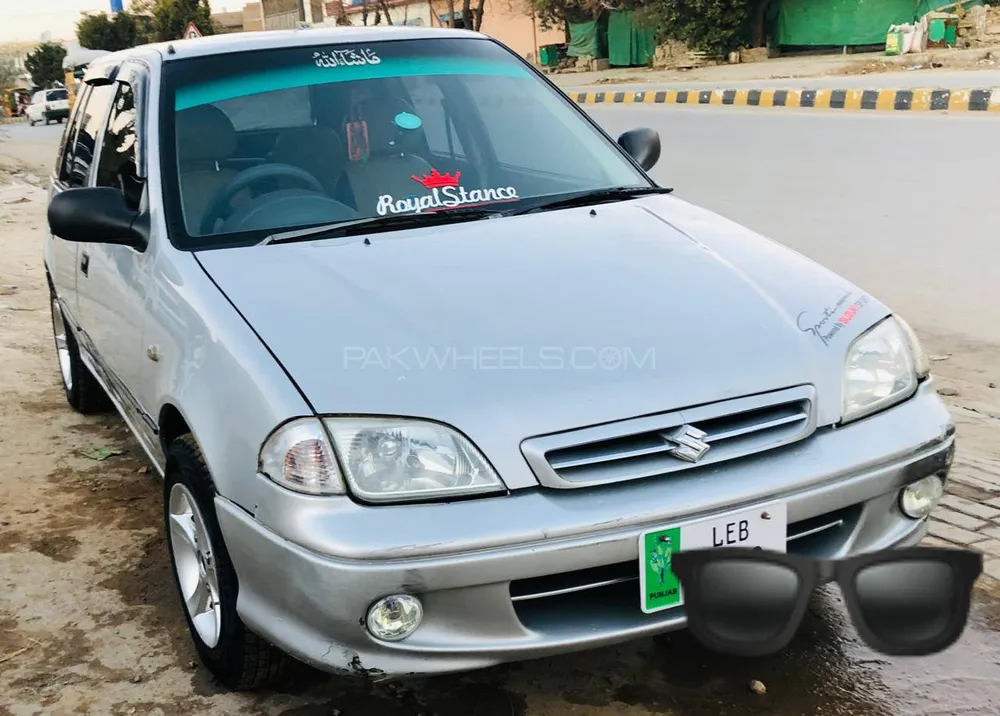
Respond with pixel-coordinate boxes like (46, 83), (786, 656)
(841, 317), (919, 424)
(324, 418), (506, 503)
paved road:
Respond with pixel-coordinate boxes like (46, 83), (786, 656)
(588, 105), (999, 345)
(556, 68), (1000, 95)
(0, 120), (62, 178)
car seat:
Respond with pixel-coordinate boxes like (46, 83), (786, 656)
(176, 104), (246, 234)
(267, 125), (346, 197)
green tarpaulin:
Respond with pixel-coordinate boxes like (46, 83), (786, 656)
(567, 19), (607, 58)
(774, 0), (917, 46)
(773, 0), (984, 47)
(607, 11), (657, 67)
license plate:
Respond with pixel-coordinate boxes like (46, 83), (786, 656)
(638, 502), (788, 614)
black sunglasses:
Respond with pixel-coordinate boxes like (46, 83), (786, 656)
(671, 546), (982, 658)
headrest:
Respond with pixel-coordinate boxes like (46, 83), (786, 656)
(176, 104), (237, 163)
(354, 96), (423, 156)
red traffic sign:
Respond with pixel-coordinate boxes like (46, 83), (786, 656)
(184, 22), (203, 39)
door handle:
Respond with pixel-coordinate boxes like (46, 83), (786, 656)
(80, 251), (89, 276)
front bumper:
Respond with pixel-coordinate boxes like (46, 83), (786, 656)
(215, 381), (954, 679)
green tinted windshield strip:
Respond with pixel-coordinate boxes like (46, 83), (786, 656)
(175, 57), (531, 111)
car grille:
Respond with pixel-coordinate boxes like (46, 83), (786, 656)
(509, 503), (862, 626)
(520, 385), (816, 490)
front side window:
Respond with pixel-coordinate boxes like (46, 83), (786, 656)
(96, 82), (143, 210)
(161, 38), (650, 249)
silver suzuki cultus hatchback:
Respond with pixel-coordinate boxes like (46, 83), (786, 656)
(44, 26), (953, 690)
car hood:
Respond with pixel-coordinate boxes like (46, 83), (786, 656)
(197, 195), (891, 489)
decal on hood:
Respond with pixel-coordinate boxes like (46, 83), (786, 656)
(375, 169), (520, 216)
(797, 290), (871, 346)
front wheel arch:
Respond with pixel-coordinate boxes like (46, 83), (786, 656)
(164, 433), (290, 689)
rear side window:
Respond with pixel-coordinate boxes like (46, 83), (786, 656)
(401, 76), (465, 160)
(58, 83), (115, 188)
(56, 86), (88, 182)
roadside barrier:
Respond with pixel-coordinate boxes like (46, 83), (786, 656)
(572, 87), (1000, 112)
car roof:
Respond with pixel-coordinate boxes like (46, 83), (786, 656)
(86, 26), (486, 72)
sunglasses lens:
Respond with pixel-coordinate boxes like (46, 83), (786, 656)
(697, 560), (801, 642)
(854, 560), (955, 647)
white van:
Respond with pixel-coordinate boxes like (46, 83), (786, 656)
(27, 88), (69, 126)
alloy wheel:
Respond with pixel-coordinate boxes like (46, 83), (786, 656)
(168, 482), (223, 648)
(51, 298), (73, 393)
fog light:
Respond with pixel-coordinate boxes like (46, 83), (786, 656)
(366, 594), (423, 642)
(899, 474), (944, 519)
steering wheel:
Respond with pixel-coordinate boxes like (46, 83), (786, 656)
(199, 163), (326, 235)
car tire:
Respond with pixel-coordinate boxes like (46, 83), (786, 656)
(50, 290), (112, 414)
(164, 434), (290, 691)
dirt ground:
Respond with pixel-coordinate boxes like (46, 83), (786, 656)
(3, 126), (1000, 716)
(549, 44), (1000, 88)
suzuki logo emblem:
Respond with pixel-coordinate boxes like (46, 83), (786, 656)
(664, 424), (711, 463)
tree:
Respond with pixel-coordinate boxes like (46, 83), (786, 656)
(634, 0), (753, 56)
(0, 57), (20, 91)
(528, 0), (762, 55)
(149, 0), (216, 41)
(24, 42), (67, 88)
(461, 0), (487, 31)
(76, 11), (143, 51)
(529, 0), (600, 31)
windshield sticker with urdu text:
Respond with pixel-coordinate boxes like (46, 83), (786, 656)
(376, 169), (520, 216)
(313, 48), (381, 68)
(797, 290), (871, 346)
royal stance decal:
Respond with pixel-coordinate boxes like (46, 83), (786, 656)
(376, 169), (520, 216)
(797, 291), (871, 346)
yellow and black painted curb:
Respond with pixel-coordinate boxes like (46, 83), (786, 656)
(571, 87), (1000, 112)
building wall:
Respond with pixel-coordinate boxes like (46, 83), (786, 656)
(243, 2), (265, 31)
(211, 11), (246, 33)
(428, 0), (562, 62)
(262, 0), (302, 29)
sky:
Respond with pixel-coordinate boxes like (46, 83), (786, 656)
(0, 0), (230, 44)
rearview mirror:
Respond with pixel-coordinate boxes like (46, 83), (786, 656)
(617, 128), (661, 172)
(48, 187), (147, 250)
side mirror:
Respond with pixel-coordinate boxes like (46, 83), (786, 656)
(48, 187), (147, 250)
(617, 128), (661, 172)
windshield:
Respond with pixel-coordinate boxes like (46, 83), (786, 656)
(160, 37), (651, 249)
(47, 89), (68, 101)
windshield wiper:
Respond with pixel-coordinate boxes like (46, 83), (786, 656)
(499, 186), (674, 217)
(259, 186), (673, 245)
(259, 207), (503, 246)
